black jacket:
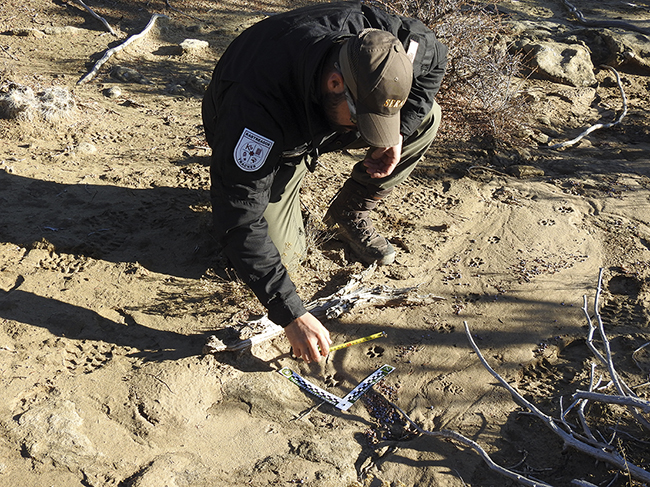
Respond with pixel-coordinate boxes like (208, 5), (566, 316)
(202, 1), (447, 326)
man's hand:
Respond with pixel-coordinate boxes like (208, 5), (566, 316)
(363, 135), (403, 179)
(284, 312), (331, 363)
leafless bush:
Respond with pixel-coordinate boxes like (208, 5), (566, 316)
(368, 0), (527, 148)
(0, 83), (76, 121)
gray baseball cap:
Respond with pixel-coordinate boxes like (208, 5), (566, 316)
(339, 29), (413, 148)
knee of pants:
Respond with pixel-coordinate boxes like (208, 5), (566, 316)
(405, 100), (442, 148)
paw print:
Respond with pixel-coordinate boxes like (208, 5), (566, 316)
(468, 257), (484, 268)
(324, 373), (342, 388)
(487, 236), (500, 244)
(366, 345), (384, 358)
(539, 219), (556, 226)
(557, 206), (574, 214)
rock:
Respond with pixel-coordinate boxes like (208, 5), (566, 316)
(598, 29), (650, 73)
(103, 86), (122, 98)
(42, 26), (84, 36)
(165, 84), (186, 95)
(14, 400), (97, 469)
(77, 142), (98, 155)
(110, 65), (152, 85)
(507, 165), (545, 178)
(185, 73), (211, 93)
(5, 28), (46, 38)
(520, 40), (597, 87)
(179, 38), (210, 52)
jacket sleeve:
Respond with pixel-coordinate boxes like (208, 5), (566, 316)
(207, 83), (308, 327)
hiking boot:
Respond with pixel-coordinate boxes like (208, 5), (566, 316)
(324, 179), (396, 265)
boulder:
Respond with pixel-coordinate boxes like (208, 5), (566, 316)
(519, 39), (597, 87)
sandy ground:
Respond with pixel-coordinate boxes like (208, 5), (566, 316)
(1, 0), (649, 486)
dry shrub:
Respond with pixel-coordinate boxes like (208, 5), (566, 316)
(0, 83), (76, 121)
(368, 0), (527, 149)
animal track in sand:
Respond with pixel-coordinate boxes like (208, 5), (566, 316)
(39, 252), (88, 274)
(468, 257), (484, 267)
(487, 236), (501, 244)
(63, 341), (114, 374)
(539, 219), (556, 226)
(324, 373), (343, 388)
(556, 206), (574, 214)
(366, 345), (384, 358)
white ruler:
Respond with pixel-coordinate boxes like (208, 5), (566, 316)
(278, 364), (395, 411)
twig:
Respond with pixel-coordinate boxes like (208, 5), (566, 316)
(632, 341), (650, 373)
(593, 268), (650, 429)
(144, 372), (175, 393)
(577, 363), (600, 443)
(70, 0), (116, 35)
(0, 44), (19, 60)
(463, 320), (650, 484)
(290, 400), (326, 422)
(561, 0), (650, 35)
(582, 295), (608, 368)
(546, 66), (628, 149)
(572, 390), (650, 415)
(571, 481), (599, 487)
(77, 14), (167, 85)
(386, 399), (555, 487)
(593, 268), (630, 397)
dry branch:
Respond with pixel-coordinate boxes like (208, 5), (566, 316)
(561, 0), (650, 35)
(386, 399), (555, 487)
(203, 264), (443, 354)
(77, 14), (167, 85)
(547, 66), (627, 149)
(463, 320), (650, 484)
(70, 0), (116, 35)
(572, 390), (650, 415)
(586, 268), (650, 430)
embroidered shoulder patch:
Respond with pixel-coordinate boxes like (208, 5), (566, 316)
(233, 128), (274, 172)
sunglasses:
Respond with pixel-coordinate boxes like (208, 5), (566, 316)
(344, 85), (357, 125)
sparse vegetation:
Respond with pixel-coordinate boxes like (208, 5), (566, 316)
(369, 0), (527, 148)
(0, 83), (75, 121)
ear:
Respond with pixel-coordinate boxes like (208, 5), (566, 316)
(325, 71), (346, 95)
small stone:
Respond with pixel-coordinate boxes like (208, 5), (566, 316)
(104, 86), (122, 98)
(507, 165), (544, 178)
(179, 38), (209, 52)
(77, 142), (97, 155)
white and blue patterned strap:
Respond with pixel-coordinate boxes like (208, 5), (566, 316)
(277, 364), (395, 411)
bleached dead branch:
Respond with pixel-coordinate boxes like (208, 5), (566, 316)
(572, 390), (650, 414)
(583, 268), (650, 430)
(77, 14), (167, 85)
(547, 66), (627, 150)
(386, 398), (555, 487)
(463, 320), (650, 484)
(203, 264), (444, 354)
(70, 0), (116, 35)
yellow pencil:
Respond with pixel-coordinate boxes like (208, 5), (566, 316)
(329, 331), (386, 352)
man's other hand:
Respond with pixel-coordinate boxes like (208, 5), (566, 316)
(284, 312), (331, 363)
(363, 135), (403, 179)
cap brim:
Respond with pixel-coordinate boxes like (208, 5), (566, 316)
(357, 111), (401, 148)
